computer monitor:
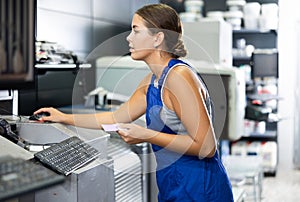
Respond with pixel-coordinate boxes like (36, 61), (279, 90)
(0, 0), (36, 90)
(251, 49), (278, 79)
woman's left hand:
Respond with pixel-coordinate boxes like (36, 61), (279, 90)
(117, 123), (152, 144)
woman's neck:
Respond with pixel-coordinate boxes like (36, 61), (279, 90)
(145, 54), (173, 79)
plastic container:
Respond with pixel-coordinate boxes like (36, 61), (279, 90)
(226, 0), (246, 11)
(243, 2), (261, 16)
(243, 2), (261, 29)
(179, 12), (201, 22)
(206, 11), (224, 20)
(231, 141), (248, 156)
(184, 0), (204, 14)
(261, 3), (278, 17)
(261, 141), (277, 170)
(247, 141), (262, 155)
(223, 10), (243, 30)
(259, 3), (279, 30)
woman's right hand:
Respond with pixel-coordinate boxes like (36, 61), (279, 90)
(33, 107), (67, 123)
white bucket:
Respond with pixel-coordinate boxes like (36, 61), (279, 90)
(184, 0), (204, 14)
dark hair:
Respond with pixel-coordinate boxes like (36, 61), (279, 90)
(136, 4), (187, 58)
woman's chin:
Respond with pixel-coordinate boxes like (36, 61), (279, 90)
(129, 52), (140, 60)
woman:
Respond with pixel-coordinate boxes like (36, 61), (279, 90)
(35, 4), (233, 201)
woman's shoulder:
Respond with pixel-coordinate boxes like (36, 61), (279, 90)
(166, 64), (197, 85)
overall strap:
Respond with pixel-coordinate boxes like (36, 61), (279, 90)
(167, 59), (215, 123)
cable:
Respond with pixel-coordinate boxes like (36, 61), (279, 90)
(0, 118), (56, 152)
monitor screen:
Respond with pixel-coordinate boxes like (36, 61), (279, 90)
(0, 0), (36, 90)
(251, 50), (278, 79)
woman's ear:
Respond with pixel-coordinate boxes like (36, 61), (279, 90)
(153, 31), (164, 48)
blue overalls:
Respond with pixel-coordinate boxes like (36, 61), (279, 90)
(146, 59), (233, 202)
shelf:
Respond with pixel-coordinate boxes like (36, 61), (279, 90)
(247, 94), (281, 102)
(233, 56), (251, 61)
(233, 29), (277, 35)
(35, 64), (92, 69)
(241, 130), (277, 141)
(203, 0), (279, 176)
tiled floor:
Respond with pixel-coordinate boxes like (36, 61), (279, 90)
(261, 167), (300, 202)
(240, 167), (300, 202)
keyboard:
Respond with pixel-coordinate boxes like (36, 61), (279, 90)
(0, 156), (65, 201)
(34, 136), (101, 176)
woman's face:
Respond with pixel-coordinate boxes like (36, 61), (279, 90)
(126, 14), (157, 61)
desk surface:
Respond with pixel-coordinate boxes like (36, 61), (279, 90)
(0, 136), (33, 159)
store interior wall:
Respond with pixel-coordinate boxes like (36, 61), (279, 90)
(278, 0), (300, 170)
(36, 0), (158, 60)
(39, 0), (114, 59)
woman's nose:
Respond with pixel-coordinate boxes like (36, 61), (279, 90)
(126, 31), (132, 42)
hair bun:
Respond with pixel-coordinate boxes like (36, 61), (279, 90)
(171, 39), (187, 58)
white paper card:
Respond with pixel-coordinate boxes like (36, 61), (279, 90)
(101, 124), (119, 132)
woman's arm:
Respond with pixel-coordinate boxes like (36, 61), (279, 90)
(163, 65), (217, 157)
(118, 66), (216, 158)
(34, 74), (151, 129)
